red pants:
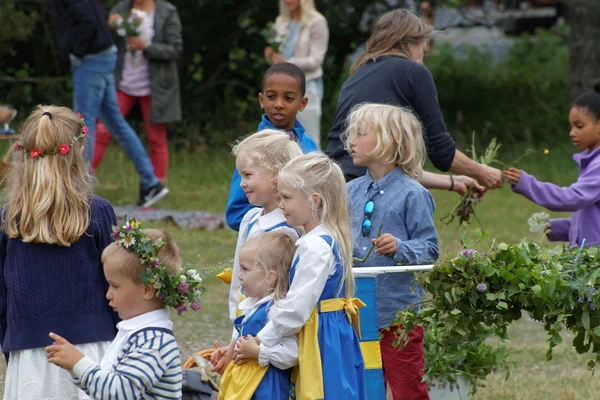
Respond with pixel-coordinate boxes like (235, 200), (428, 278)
(92, 90), (168, 181)
(380, 325), (429, 400)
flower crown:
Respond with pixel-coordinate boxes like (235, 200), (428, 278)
(112, 219), (205, 316)
(15, 112), (88, 158)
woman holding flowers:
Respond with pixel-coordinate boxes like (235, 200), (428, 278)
(92, 0), (183, 184)
(265, 0), (329, 149)
(0, 106), (118, 399)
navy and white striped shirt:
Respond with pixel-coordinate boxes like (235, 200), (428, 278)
(72, 327), (182, 399)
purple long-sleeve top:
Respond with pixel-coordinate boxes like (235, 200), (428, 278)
(512, 146), (600, 248)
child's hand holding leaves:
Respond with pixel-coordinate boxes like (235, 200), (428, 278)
(373, 233), (397, 256)
(46, 332), (84, 371)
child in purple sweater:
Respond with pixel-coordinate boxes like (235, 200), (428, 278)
(505, 80), (600, 247)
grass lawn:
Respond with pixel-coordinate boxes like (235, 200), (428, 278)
(1, 143), (599, 397)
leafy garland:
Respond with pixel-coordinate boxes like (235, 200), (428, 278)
(394, 229), (600, 393)
(112, 219), (205, 316)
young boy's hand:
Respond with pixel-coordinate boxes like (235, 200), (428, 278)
(234, 335), (260, 365)
(373, 234), (397, 256)
(211, 340), (234, 375)
(504, 168), (522, 185)
(46, 332), (84, 371)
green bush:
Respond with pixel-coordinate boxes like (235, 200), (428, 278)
(427, 29), (570, 147)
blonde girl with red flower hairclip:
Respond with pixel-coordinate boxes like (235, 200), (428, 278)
(1, 105), (119, 399)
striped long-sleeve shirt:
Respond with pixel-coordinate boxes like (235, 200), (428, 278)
(72, 327), (182, 399)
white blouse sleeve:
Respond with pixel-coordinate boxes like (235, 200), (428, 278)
(258, 335), (298, 370)
(229, 208), (261, 321)
(256, 237), (334, 348)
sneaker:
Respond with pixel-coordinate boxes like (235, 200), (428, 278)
(138, 182), (169, 208)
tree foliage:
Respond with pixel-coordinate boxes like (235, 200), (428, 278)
(0, 0), (390, 146)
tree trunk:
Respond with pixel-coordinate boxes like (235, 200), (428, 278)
(568, 0), (600, 101)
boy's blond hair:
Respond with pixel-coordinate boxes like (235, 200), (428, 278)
(241, 231), (296, 300)
(344, 103), (425, 180)
(233, 129), (303, 183)
(3, 105), (92, 246)
(102, 229), (182, 283)
(279, 152), (355, 298)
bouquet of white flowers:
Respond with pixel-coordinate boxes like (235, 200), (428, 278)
(109, 9), (148, 59)
(527, 212), (550, 233)
(262, 22), (287, 50)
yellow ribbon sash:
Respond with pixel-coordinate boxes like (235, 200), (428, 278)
(294, 297), (365, 400)
(218, 360), (268, 400)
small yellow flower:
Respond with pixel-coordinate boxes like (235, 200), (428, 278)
(544, 149), (550, 155)
(542, 254), (547, 259)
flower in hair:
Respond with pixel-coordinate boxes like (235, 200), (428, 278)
(16, 111), (88, 158)
(191, 299), (202, 311)
(123, 235), (135, 248)
(112, 218), (205, 315)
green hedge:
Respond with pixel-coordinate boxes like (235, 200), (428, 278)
(427, 29), (570, 146)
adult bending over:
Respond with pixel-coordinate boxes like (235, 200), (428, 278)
(325, 9), (503, 190)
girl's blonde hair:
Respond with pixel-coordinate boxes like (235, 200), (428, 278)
(3, 105), (92, 247)
(344, 103), (425, 180)
(278, 0), (319, 25)
(350, 9), (434, 75)
(241, 231), (296, 300)
(278, 152), (355, 298)
(232, 129), (303, 183)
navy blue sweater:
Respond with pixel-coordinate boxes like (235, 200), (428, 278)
(52, 0), (114, 60)
(325, 56), (457, 178)
(0, 196), (118, 359)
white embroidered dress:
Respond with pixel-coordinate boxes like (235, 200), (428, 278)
(3, 342), (109, 400)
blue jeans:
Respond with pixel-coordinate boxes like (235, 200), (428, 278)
(71, 48), (158, 190)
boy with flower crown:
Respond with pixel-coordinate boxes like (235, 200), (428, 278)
(46, 221), (204, 399)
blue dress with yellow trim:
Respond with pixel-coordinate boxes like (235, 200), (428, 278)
(219, 301), (292, 400)
(290, 235), (367, 400)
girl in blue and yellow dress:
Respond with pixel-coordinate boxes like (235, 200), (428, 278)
(210, 130), (302, 376)
(218, 231), (299, 400)
(249, 152), (368, 400)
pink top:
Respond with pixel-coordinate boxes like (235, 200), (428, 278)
(118, 10), (155, 97)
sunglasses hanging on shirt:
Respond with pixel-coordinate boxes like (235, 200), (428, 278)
(362, 198), (375, 236)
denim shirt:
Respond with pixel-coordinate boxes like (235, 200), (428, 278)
(347, 168), (440, 328)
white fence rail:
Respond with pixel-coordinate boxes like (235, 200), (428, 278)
(352, 265), (434, 278)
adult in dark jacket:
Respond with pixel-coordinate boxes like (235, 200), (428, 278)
(51, 0), (169, 207)
(325, 9), (503, 190)
(92, 0), (183, 183)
